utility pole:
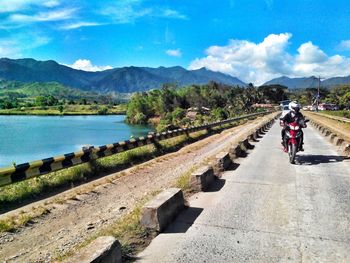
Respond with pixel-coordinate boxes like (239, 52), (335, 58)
(313, 76), (322, 112)
(316, 76), (320, 112)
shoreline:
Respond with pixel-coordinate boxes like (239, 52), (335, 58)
(0, 112), (126, 116)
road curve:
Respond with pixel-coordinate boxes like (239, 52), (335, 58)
(138, 121), (350, 262)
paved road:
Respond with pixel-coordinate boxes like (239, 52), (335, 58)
(138, 122), (350, 262)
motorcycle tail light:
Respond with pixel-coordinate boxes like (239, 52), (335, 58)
(289, 125), (299, 130)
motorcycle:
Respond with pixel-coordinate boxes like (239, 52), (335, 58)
(283, 118), (309, 164)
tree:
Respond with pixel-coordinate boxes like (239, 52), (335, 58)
(58, 105), (64, 113)
(35, 96), (47, 106)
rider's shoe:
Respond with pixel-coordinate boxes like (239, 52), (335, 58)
(299, 146), (304, 151)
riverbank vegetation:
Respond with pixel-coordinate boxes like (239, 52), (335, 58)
(0, 80), (128, 115)
(0, 104), (126, 115)
(126, 82), (285, 131)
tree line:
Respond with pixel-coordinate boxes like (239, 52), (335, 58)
(289, 85), (350, 109)
(126, 82), (288, 131)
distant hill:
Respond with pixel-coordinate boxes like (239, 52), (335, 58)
(263, 75), (350, 89)
(0, 80), (115, 101)
(322, 76), (350, 87)
(262, 76), (319, 89)
(0, 58), (246, 93)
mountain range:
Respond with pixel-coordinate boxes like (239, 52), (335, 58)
(0, 58), (246, 93)
(1, 58), (350, 92)
(262, 75), (350, 89)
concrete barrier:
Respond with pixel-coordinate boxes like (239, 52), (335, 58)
(213, 152), (232, 176)
(65, 236), (122, 263)
(230, 144), (247, 158)
(141, 188), (185, 232)
(309, 117), (350, 157)
(248, 132), (258, 141)
(190, 166), (215, 191)
(340, 142), (350, 154)
(334, 137), (344, 146)
(329, 134), (337, 142)
(242, 138), (254, 150)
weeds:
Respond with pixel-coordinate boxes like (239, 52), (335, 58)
(0, 206), (50, 232)
(174, 166), (198, 195)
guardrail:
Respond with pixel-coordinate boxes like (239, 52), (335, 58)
(0, 111), (271, 187)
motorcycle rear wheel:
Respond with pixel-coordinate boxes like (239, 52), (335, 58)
(288, 144), (297, 164)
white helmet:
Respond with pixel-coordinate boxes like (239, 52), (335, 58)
(289, 101), (300, 113)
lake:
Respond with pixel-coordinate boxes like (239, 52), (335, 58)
(0, 115), (151, 168)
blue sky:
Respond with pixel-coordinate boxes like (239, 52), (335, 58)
(1, 0), (350, 84)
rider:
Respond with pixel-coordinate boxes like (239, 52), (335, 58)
(280, 101), (306, 152)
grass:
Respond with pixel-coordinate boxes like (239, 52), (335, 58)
(0, 163), (94, 213)
(0, 104), (126, 115)
(0, 206), (50, 232)
(318, 110), (350, 119)
(174, 166), (198, 195)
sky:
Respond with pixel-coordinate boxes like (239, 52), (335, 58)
(1, 0), (350, 85)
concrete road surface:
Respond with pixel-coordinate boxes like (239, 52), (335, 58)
(137, 122), (350, 262)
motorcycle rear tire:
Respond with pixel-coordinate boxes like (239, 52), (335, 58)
(289, 144), (297, 164)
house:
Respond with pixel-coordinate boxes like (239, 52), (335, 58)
(186, 107), (210, 120)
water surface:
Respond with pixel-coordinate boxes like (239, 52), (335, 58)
(0, 115), (151, 167)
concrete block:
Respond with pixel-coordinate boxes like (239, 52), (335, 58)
(334, 137), (344, 146)
(248, 133), (257, 141)
(242, 138), (254, 150)
(213, 152), (232, 176)
(190, 166), (215, 191)
(329, 134), (337, 142)
(230, 144), (246, 158)
(66, 236), (122, 263)
(340, 141), (350, 155)
(141, 188), (185, 232)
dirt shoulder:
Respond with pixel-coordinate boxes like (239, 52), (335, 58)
(0, 113), (277, 263)
(304, 111), (350, 141)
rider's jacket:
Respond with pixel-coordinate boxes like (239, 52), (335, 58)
(281, 111), (305, 125)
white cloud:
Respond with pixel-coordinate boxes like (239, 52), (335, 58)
(189, 33), (350, 85)
(296, 42), (327, 63)
(0, 40), (21, 58)
(161, 9), (187, 20)
(67, 59), (113, 72)
(60, 21), (103, 30)
(9, 8), (76, 22)
(0, 0), (59, 13)
(166, 49), (182, 57)
(337, 40), (350, 50)
(0, 33), (50, 58)
(100, 1), (187, 24)
(43, 0), (60, 8)
(100, 0), (152, 24)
